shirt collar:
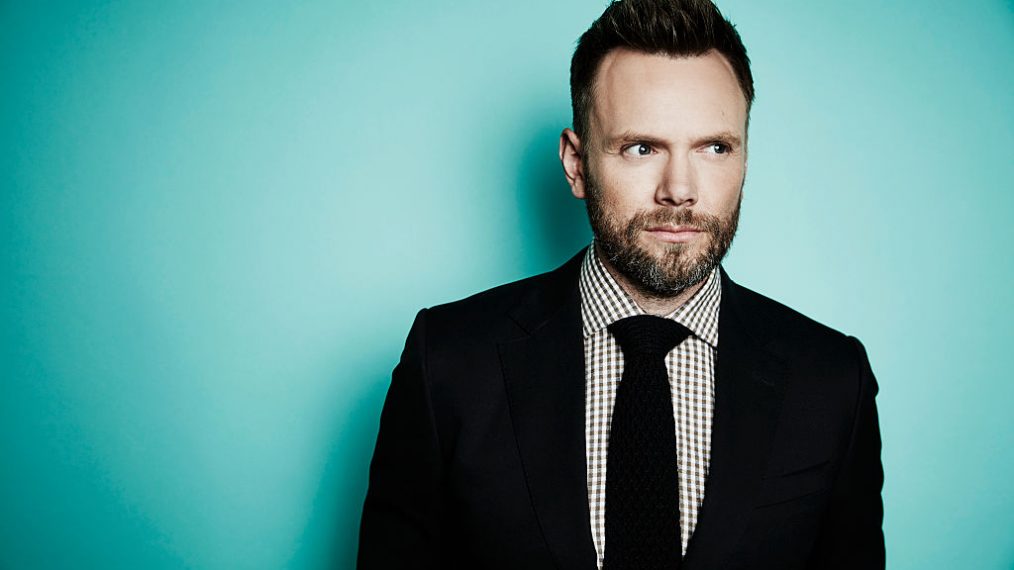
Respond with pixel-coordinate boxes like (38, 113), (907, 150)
(579, 242), (721, 348)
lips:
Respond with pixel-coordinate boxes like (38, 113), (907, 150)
(647, 225), (700, 233)
(644, 225), (702, 243)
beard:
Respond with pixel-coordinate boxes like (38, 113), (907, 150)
(585, 180), (742, 298)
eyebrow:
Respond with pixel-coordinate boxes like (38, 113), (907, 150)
(606, 132), (668, 149)
(606, 130), (744, 150)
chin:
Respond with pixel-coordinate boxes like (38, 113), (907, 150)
(647, 237), (704, 258)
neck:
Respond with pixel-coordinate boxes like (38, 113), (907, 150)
(597, 253), (708, 316)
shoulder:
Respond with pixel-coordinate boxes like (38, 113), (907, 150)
(731, 280), (845, 342)
(430, 269), (550, 319)
(415, 248), (586, 346)
(725, 275), (871, 376)
(726, 277), (879, 444)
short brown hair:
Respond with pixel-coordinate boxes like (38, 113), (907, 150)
(569, 0), (754, 139)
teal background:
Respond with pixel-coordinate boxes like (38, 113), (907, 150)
(2, 0), (1012, 568)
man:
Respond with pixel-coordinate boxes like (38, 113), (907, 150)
(358, 0), (884, 568)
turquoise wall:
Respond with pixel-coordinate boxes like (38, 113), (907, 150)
(3, 1), (1012, 568)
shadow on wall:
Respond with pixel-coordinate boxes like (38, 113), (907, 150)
(298, 359), (392, 570)
(514, 118), (592, 275)
(305, 115), (591, 568)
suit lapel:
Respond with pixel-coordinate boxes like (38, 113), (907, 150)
(682, 268), (788, 569)
(497, 255), (787, 569)
(498, 250), (598, 570)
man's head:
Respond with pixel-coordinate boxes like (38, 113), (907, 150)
(560, 0), (753, 299)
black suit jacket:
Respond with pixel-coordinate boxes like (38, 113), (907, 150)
(358, 249), (884, 569)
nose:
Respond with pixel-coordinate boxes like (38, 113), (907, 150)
(655, 152), (697, 207)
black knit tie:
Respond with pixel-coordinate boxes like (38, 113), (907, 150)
(604, 315), (692, 570)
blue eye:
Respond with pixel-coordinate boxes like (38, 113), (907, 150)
(709, 142), (731, 154)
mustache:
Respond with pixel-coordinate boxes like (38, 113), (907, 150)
(628, 208), (724, 233)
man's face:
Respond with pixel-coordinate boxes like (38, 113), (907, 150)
(562, 48), (748, 297)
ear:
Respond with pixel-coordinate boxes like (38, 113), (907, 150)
(742, 143), (749, 188)
(559, 128), (587, 199)
(742, 123), (749, 175)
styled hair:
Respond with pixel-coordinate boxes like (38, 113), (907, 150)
(569, 0), (754, 139)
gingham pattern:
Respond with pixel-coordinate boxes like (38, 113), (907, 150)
(580, 243), (721, 567)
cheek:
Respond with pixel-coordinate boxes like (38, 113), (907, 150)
(598, 164), (662, 209)
(698, 163), (745, 211)
(596, 192), (635, 225)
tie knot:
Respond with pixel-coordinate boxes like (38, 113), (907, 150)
(607, 315), (692, 358)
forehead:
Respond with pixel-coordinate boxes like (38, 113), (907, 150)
(590, 48), (747, 141)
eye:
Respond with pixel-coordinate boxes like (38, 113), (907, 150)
(622, 143), (654, 157)
(707, 142), (732, 155)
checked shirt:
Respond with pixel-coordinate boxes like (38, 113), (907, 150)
(579, 243), (721, 568)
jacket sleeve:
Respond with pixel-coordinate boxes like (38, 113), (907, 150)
(358, 309), (444, 569)
(807, 336), (886, 568)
